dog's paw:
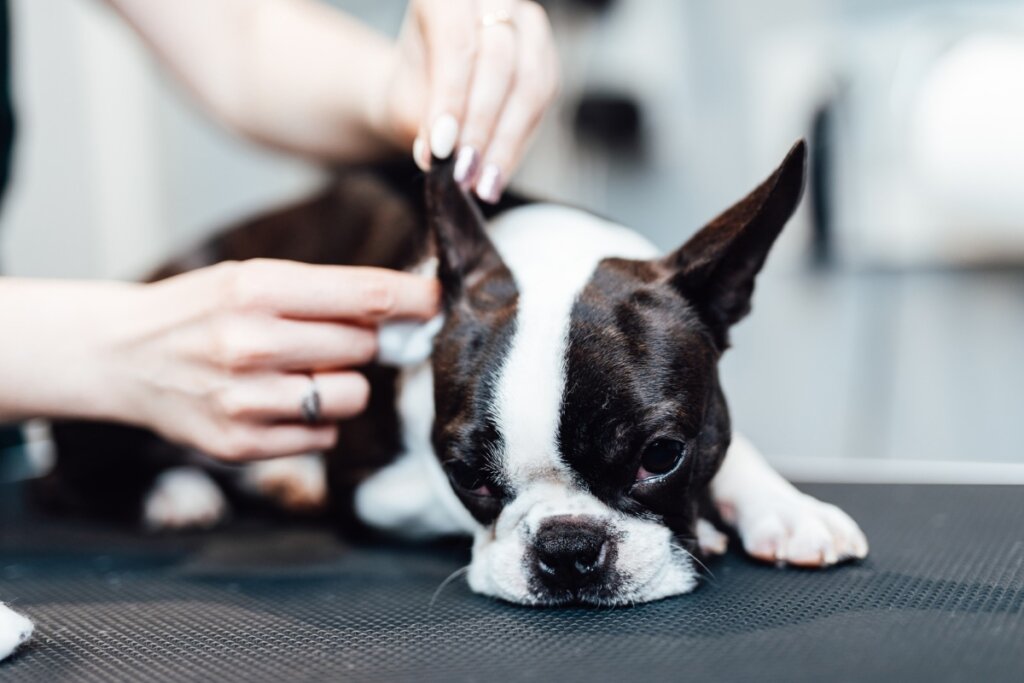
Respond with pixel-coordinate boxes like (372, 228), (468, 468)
(144, 467), (228, 531)
(0, 603), (34, 661)
(728, 491), (868, 568)
(696, 518), (729, 556)
(242, 453), (327, 513)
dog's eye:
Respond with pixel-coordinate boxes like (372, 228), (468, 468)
(636, 439), (685, 481)
(447, 460), (493, 497)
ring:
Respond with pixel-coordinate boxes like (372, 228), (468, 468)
(480, 9), (515, 29)
(300, 375), (322, 424)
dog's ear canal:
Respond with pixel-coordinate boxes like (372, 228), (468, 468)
(425, 157), (512, 310)
(663, 139), (807, 347)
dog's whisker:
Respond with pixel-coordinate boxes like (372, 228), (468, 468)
(429, 565), (470, 609)
(671, 541), (717, 583)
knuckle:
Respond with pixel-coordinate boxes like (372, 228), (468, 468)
(441, 76), (471, 105)
(210, 429), (261, 462)
(220, 259), (272, 311)
(213, 388), (251, 420)
(359, 279), (396, 317)
(353, 329), (380, 363)
(519, 61), (559, 104)
(482, 31), (517, 68)
(219, 261), (252, 310)
(518, 77), (549, 107)
(344, 373), (372, 414)
(211, 321), (271, 371)
(448, 32), (478, 64)
(520, 0), (550, 26)
(315, 425), (340, 450)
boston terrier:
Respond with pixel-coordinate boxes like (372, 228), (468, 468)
(34, 140), (867, 608)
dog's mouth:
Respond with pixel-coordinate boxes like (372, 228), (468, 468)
(473, 546), (696, 608)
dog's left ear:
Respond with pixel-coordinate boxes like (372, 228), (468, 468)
(663, 139), (807, 348)
(425, 157), (512, 310)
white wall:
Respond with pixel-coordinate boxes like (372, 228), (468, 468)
(1, 0), (320, 279)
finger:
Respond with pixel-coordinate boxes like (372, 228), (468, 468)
(475, 2), (559, 202)
(211, 317), (378, 372)
(453, 7), (519, 189)
(214, 423), (340, 462)
(217, 372), (371, 423)
(416, 0), (478, 160)
(226, 260), (440, 322)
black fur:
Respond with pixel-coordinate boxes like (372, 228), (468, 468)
(427, 156), (519, 525)
(553, 141), (807, 549)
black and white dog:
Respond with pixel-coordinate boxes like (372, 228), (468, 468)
(34, 140), (866, 609)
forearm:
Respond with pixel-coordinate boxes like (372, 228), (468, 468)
(106, 0), (400, 161)
(0, 278), (141, 422)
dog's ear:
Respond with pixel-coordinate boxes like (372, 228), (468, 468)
(425, 157), (513, 310)
(663, 140), (807, 347)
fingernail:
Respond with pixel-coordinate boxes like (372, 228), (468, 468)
(453, 146), (479, 186)
(475, 164), (502, 204)
(412, 136), (429, 171)
(429, 113), (459, 159)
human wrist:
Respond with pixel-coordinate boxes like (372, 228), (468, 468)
(361, 40), (407, 154)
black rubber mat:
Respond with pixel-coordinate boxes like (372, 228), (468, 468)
(1, 483), (1022, 682)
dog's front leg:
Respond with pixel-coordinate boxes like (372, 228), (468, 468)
(711, 434), (868, 567)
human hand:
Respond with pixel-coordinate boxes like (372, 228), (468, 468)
(95, 260), (439, 461)
(377, 0), (560, 203)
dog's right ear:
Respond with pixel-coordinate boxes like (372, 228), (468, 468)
(425, 157), (514, 310)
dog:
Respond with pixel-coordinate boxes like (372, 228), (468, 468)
(32, 140), (867, 608)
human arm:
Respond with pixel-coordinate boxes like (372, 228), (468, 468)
(0, 260), (439, 461)
(105, 0), (560, 201)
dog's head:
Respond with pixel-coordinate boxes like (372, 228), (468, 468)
(426, 141), (806, 605)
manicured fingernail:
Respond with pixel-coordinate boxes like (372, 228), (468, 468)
(453, 146), (479, 186)
(430, 113), (459, 159)
(475, 164), (502, 203)
(412, 136), (429, 171)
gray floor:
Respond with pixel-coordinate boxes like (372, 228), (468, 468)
(722, 268), (1024, 465)
(4, 482), (1024, 683)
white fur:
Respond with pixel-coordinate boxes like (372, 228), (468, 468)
(0, 603), (33, 661)
(144, 466), (228, 531)
(466, 481), (696, 604)
(696, 518), (729, 555)
(487, 204), (658, 489)
(711, 434), (869, 566)
(242, 453), (327, 511)
(355, 362), (478, 537)
(378, 257), (442, 367)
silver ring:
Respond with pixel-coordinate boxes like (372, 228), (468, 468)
(480, 9), (515, 29)
(300, 375), (322, 424)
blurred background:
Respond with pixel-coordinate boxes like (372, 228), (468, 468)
(2, 0), (1022, 482)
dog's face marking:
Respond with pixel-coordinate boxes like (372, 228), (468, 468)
(426, 143), (807, 606)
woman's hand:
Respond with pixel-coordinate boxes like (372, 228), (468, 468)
(108, 0), (559, 191)
(0, 261), (438, 462)
(107, 260), (439, 461)
(378, 0), (560, 203)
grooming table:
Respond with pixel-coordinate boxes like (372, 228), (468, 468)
(1, 482), (1021, 682)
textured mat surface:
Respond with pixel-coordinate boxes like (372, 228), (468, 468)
(1, 483), (1022, 682)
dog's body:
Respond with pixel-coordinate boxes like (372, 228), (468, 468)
(31, 142), (867, 609)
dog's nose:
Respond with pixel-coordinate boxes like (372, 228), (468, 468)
(532, 516), (612, 591)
